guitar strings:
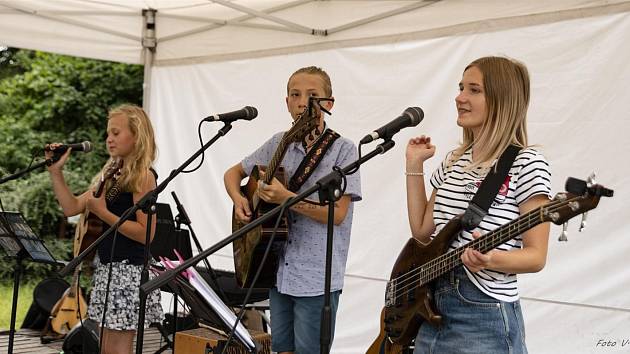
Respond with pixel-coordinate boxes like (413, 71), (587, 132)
(388, 203), (550, 301)
(387, 196), (575, 302)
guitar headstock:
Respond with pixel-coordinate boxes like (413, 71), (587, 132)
(284, 100), (320, 145)
(103, 158), (123, 180)
(542, 176), (613, 225)
(94, 158), (122, 198)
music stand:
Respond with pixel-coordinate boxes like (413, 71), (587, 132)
(157, 261), (261, 353)
(0, 211), (58, 354)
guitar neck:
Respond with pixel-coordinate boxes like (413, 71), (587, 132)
(420, 202), (552, 284)
(263, 133), (291, 184)
(68, 265), (81, 298)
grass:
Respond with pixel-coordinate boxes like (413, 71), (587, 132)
(0, 280), (37, 330)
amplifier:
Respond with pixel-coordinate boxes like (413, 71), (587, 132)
(174, 327), (271, 353)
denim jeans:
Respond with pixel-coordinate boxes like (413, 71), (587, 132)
(269, 288), (341, 354)
(413, 266), (527, 354)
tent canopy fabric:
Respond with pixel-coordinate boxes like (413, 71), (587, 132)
(1, 0), (630, 65)
(2, 2), (630, 353)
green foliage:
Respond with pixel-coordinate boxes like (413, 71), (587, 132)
(0, 280), (36, 330)
(0, 48), (143, 281)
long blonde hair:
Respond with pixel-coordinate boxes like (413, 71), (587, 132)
(452, 56), (530, 169)
(93, 104), (157, 193)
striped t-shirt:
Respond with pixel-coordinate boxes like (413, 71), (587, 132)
(429, 146), (552, 302)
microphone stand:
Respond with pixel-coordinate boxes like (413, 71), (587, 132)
(171, 191), (229, 303)
(140, 139), (396, 353)
(0, 156), (59, 185)
(1, 155), (66, 354)
(58, 123), (234, 354)
(168, 191), (230, 351)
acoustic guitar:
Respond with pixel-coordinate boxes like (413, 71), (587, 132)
(232, 105), (319, 288)
(73, 158), (122, 258)
(366, 177), (613, 353)
(47, 158), (122, 335)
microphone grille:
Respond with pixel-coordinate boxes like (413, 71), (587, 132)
(404, 107), (424, 125)
(81, 141), (93, 153)
(244, 106), (258, 120)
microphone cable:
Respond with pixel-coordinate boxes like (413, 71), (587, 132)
(98, 204), (135, 353)
(181, 119), (207, 174)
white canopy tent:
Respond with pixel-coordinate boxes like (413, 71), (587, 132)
(2, 1), (629, 353)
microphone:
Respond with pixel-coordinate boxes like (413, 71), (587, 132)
(360, 107), (424, 144)
(202, 106), (258, 123)
(44, 141), (93, 153)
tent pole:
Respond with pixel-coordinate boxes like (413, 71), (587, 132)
(135, 9), (157, 354)
(142, 9), (157, 113)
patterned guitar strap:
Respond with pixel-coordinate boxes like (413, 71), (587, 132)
(288, 128), (340, 192)
(104, 172), (123, 202)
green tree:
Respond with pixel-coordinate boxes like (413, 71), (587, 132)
(0, 48), (143, 280)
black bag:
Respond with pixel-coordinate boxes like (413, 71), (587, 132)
(21, 277), (69, 330)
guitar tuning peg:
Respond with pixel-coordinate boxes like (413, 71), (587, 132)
(586, 172), (597, 186)
(558, 222), (569, 242)
(579, 212), (588, 232)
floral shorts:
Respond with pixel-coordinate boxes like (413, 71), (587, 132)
(87, 259), (163, 331)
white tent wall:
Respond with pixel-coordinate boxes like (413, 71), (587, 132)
(150, 11), (630, 354)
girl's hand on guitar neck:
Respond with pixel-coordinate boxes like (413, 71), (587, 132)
(86, 188), (108, 219)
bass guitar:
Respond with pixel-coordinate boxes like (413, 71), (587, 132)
(232, 105), (318, 288)
(367, 177), (613, 353)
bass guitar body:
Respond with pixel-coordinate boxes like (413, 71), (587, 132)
(368, 217), (461, 350)
(368, 178), (612, 352)
(233, 165), (289, 288)
(365, 308), (407, 354)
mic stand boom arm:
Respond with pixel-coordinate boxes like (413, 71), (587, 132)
(0, 156), (60, 185)
(57, 123), (234, 354)
(140, 139), (396, 298)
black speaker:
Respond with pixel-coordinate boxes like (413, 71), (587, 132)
(62, 319), (100, 354)
(151, 203), (193, 261)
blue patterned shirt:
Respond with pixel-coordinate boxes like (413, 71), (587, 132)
(241, 128), (362, 296)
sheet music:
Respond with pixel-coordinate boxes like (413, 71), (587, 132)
(0, 212), (56, 263)
(163, 260), (256, 350)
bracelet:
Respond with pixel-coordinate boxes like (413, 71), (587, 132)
(405, 171), (425, 176)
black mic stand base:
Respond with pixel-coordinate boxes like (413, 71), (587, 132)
(7, 255), (24, 354)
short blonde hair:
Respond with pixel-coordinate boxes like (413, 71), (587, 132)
(287, 66), (333, 97)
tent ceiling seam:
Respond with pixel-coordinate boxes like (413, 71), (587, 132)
(0, 1), (140, 42)
(154, 2), (630, 66)
(521, 296), (630, 313)
(158, 0), (312, 43)
(209, 0), (315, 34)
(327, 0), (440, 35)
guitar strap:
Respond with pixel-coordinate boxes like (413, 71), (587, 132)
(287, 128), (340, 192)
(461, 144), (520, 231)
